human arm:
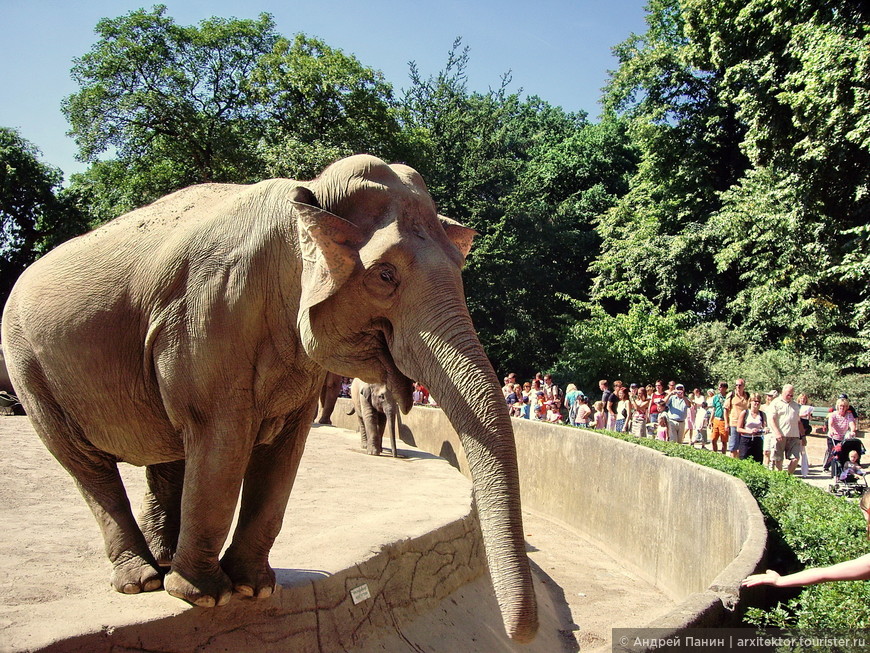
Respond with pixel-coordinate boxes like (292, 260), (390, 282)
(742, 553), (870, 588)
(846, 414), (857, 438)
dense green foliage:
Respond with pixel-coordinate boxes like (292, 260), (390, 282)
(599, 428), (870, 637)
(2, 2), (869, 401)
(592, 0), (869, 391)
(0, 128), (86, 302)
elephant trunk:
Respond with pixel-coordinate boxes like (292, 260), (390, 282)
(395, 301), (538, 643)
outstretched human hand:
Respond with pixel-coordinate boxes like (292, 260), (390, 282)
(742, 570), (782, 587)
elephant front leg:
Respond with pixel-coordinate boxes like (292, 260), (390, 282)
(359, 397), (383, 455)
(164, 422), (252, 608)
(221, 417), (310, 599)
(140, 460), (184, 567)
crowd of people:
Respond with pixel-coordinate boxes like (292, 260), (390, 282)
(501, 373), (863, 478)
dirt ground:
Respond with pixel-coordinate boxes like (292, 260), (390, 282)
(0, 410), (845, 652)
(0, 415), (674, 652)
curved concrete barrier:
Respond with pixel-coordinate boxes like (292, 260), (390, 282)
(332, 400), (768, 632)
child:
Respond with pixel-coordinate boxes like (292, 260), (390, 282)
(546, 402), (563, 424)
(574, 395), (592, 427)
(593, 401), (606, 429)
(656, 411), (669, 441)
(693, 401), (709, 448)
(840, 449), (867, 482)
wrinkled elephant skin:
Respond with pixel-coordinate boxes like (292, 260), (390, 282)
(1, 155), (538, 642)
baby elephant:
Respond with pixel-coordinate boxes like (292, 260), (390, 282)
(348, 378), (399, 456)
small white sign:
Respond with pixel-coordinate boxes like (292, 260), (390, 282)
(350, 584), (371, 605)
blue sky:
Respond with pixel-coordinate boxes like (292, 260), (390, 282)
(0, 0), (649, 181)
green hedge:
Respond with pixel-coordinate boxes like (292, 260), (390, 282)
(593, 429), (870, 631)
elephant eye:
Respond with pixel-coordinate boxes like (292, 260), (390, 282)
(365, 263), (399, 303)
(375, 264), (398, 287)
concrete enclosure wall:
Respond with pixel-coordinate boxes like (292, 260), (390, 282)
(332, 400), (767, 630)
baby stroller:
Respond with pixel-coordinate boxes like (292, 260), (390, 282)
(828, 439), (868, 498)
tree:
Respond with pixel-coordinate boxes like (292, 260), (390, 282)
(685, 0), (870, 365)
(251, 34), (406, 179)
(398, 41), (634, 378)
(0, 128), (85, 304)
(552, 296), (700, 392)
(593, 0), (746, 317)
(64, 7), (410, 221)
(63, 6), (278, 188)
(594, 0), (870, 371)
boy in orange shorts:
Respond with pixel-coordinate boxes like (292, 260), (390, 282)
(710, 381), (729, 453)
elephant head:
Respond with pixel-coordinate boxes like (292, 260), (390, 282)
(289, 155), (538, 642)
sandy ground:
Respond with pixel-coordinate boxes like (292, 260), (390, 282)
(0, 415), (674, 652)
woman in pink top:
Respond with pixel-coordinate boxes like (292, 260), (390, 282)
(829, 398), (857, 441)
(824, 397), (857, 471)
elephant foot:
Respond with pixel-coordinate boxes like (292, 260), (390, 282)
(164, 564), (233, 607)
(317, 417), (332, 425)
(366, 446), (382, 456)
(221, 548), (277, 599)
(111, 554), (164, 594)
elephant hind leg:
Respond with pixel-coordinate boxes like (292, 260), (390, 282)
(357, 413), (368, 450)
(14, 357), (162, 594)
(141, 460), (185, 567)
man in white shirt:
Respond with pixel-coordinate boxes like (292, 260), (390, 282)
(770, 384), (804, 474)
(665, 384), (690, 443)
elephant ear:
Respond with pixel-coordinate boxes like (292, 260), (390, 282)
(439, 215), (478, 261)
(289, 186), (365, 312)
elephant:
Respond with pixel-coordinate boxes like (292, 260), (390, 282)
(1, 154), (537, 642)
(316, 371), (343, 425)
(348, 378), (399, 457)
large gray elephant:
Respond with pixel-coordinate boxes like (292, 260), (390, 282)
(1, 155), (537, 642)
(348, 377), (399, 457)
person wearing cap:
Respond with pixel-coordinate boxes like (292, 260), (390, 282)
(664, 383), (690, 443)
(725, 378), (750, 459)
(770, 384), (805, 474)
(531, 391), (547, 420)
(710, 382), (729, 453)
